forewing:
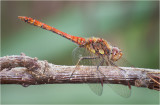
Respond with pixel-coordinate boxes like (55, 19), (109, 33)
(72, 47), (104, 96)
(72, 47), (100, 65)
(104, 56), (131, 98)
(88, 66), (104, 96)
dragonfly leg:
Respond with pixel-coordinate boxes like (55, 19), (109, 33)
(76, 56), (99, 66)
(69, 56), (99, 80)
(96, 58), (105, 86)
(96, 58), (105, 77)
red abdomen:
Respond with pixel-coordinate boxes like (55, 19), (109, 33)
(18, 16), (86, 45)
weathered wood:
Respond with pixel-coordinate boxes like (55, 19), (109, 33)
(0, 55), (159, 91)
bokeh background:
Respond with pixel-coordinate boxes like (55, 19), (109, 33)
(1, 1), (159, 104)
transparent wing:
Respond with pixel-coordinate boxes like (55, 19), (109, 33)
(115, 57), (135, 67)
(72, 47), (104, 96)
(72, 47), (100, 66)
(72, 47), (131, 97)
(108, 83), (131, 98)
(104, 56), (131, 98)
(88, 66), (104, 96)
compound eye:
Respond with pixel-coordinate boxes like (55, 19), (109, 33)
(113, 50), (117, 55)
(112, 48), (118, 55)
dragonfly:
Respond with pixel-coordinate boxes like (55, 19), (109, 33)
(18, 16), (131, 98)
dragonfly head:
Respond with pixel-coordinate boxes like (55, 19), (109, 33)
(111, 47), (122, 62)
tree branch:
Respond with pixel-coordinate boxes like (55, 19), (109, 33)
(0, 54), (159, 91)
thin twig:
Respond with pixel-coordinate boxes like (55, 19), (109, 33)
(0, 54), (159, 91)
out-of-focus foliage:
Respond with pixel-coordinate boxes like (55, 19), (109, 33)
(1, 1), (159, 104)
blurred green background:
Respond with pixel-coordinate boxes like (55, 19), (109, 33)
(1, 1), (159, 104)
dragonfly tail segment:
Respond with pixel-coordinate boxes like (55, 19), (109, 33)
(18, 16), (86, 46)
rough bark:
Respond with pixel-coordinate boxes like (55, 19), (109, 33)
(0, 54), (159, 91)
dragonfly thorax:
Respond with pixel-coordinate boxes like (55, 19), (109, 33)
(84, 37), (111, 55)
(84, 37), (122, 62)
